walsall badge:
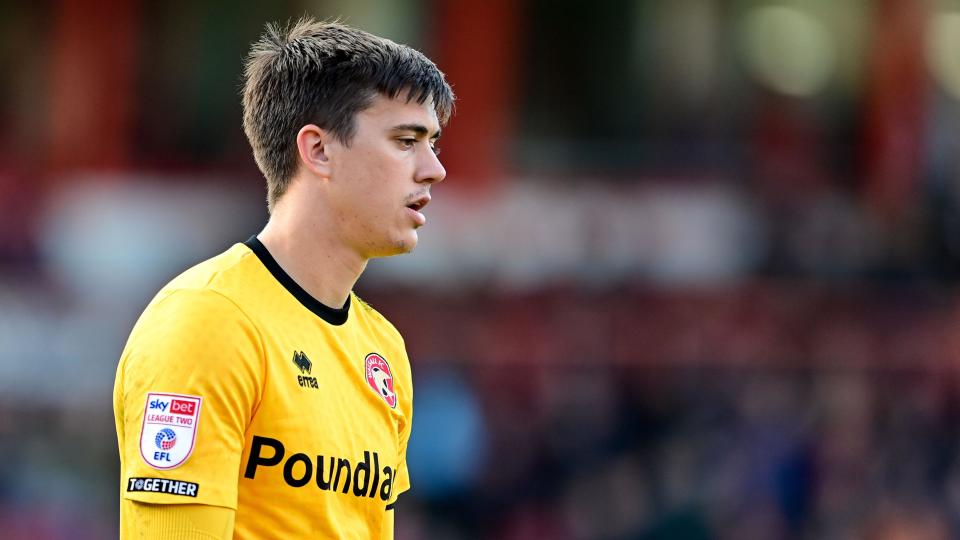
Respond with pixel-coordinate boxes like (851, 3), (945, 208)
(364, 353), (397, 408)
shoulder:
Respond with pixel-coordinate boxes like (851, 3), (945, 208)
(140, 242), (266, 321)
(352, 293), (405, 346)
(125, 244), (266, 359)
(141, 287), (252, 332)
(120, 283), (266, 394)
(125, 286), (262, 361)
(161, 243), (260, 302)
(351, 294), (411, 390)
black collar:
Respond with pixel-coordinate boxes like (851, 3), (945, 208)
(243, 236), (350, 326)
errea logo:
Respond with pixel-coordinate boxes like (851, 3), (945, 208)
(292, 351), (318, 390)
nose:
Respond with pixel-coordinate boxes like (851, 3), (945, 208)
(415, 145), (446, 185)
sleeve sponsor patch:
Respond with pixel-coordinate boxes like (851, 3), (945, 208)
(139, 392), (202, 470)
(127, 477), (199, 497)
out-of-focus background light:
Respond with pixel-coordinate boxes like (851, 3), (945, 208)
(740, 6), (836, 97)
(927, 9), (960, 98)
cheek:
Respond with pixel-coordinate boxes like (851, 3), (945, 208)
(333, 147), (411, 242)
(341, 181), (399, 243)
(354, 159), (404, 216)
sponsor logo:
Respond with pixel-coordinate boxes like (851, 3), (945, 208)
(127, 477), (199, 497)
(364, 353), (396, 408)
(171, 399), (196, 415)
(139, 393), (202, 470)
(293, 351), (319, 390)
(243, 436), (395, 501)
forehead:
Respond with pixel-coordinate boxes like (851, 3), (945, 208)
(357, 93), (440, 132)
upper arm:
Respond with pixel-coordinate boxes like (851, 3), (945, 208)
(116, 288), (264, 510)
(388, 346), (414, 505)
(123, 501), (236, 540)
(380, 341), (413, 539)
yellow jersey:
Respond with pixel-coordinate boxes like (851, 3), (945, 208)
(113, 237), (412, 539)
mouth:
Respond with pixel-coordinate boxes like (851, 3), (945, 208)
(405, 195), (431, 213)
(405, 194), (431, 227)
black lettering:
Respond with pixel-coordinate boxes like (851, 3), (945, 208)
(353, 451), (371, 497)
(126, 477), (198, 498)
(379, 466), (394, 501)
(283, 453), (313, 487)
(334, 457), (352, 494)
(317, 456), (335, 490)
(297, 375), (320, 389)
(241, 440), (396, 501)
(369, 452), (380, 498)
(244, 436), (285, 479)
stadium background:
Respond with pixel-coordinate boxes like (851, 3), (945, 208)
(2, 0), (960, 538)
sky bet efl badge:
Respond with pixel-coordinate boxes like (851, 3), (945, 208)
(139, 393), (202, 469)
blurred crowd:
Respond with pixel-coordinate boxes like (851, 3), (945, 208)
(402, 362), (960, 540)
(379, 286), (960, 540)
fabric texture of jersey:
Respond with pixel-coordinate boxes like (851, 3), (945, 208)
(114, 238), (413, 539)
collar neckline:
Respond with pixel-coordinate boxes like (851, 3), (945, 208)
(243, 236), (350, 326)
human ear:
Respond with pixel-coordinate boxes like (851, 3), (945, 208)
(295, 124), (332, 179)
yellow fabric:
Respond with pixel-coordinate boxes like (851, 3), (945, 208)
(124, 502), (235, 539)
(380, 507), (395, 540)
(115, 241), (412, 539)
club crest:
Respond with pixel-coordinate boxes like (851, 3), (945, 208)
(364, 353), (396, 408)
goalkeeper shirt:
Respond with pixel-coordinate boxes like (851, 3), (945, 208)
(113, 237), (412, 539)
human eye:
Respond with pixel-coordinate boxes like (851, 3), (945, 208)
(397, 138), (416, 149)
(430, 144), (441, 156)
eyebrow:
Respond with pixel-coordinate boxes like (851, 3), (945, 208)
(390, 124), (441, 139)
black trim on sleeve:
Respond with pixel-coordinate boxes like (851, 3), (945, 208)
(243, 236), (350, 326)
(385, 502), (396, 511)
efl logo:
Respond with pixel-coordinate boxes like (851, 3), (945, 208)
(155, 428), (177, 451)
(364, 353), (396, 408)
(139, 393), (202, 470)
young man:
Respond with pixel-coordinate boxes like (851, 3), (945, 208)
(113, 19), (453, 539)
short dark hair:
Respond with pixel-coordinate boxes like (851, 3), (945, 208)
(241, 18), (455, 212)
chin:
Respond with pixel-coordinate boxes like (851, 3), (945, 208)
(376, 233), (418, 258)
(396, 235), (418, 254)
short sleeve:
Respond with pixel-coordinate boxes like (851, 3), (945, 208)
(388, 348), (413, 505)
(114, 288), (264, 509)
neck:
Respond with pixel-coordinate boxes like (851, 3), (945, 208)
(256, 200), (367, 310)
